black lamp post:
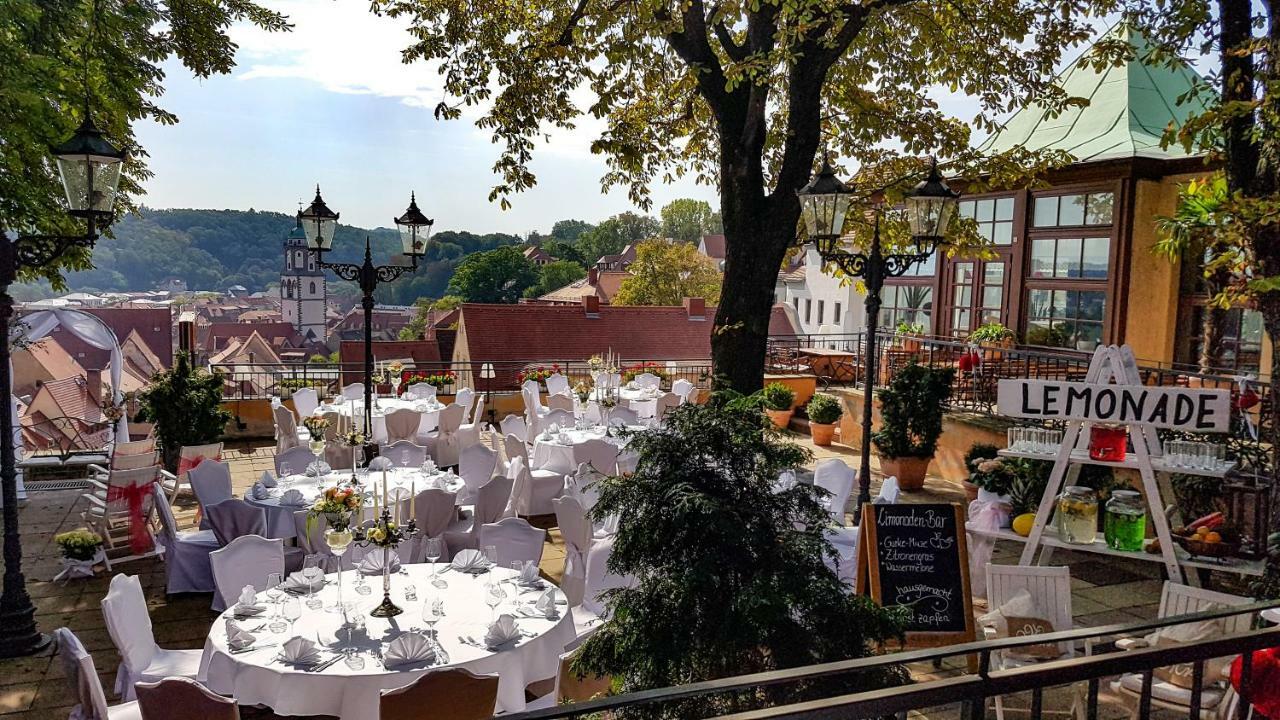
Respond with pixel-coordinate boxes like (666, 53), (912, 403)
(297, 188), (432, 439)
(797, 155), (959, 511)
(0, 115), (126, 658)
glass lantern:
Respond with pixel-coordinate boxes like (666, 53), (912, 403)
(394, 192), (433, 259)
(797, 156), (852, 241)
(298, 186), (339, 252)
(904, 156), (960, 252)
(53, 117), (125, 221)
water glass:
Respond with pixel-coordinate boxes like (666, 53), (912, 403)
(302, 554), (324, 610)
(483, 545), (498, 577)
(266, 572), (286, 632)
(426, 538), (447, 589)
(282, 597), (302, 634)
(422, 597), (444, 644)
(484, 582), (505, 620)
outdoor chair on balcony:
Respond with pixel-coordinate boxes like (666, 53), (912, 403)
(273, 404), (308, 453)
(404, 382), (436, 401)
(101, 574), (203, 700)
(458, 395), (487, 449)
(188, 459), (233, 531)
(672, 378), (695, 404)
(499, 414), (528, 443)
(209, 535), (285, 612)
(633, 372), (661, 390)
(547, 394), (574, 412)
(385, 408), (423, 444)
(342, 382), (365, 400)
(1110, 582), (1253, 720)
(813, 458), (855, 525)
(379, 668), (498, 720)
(381, 440), (428, 468)
(444, 474), (513, 556)
(455, 387), (476, 419)
(152, 484), (217, 595)
(160, 442), (224, 508)
(504, 434), (565, 515)
(426, 403), (466, 467)
(275, 445), (316, 476)
(291, 386), (319, 419)
(478, 516), (547, 567)
(553, 495), (592, 606)
(399, 488), (457, 562)
(545, 372), (570, 397)
(81, 466), (162, 554)
(55, 627), (142, 720)
(458, 443), (498, 503)
(136, 677), (240, 720)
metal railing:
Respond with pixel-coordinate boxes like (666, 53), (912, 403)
(210, 359), (715, 400)
(503, 600), (1280, 720)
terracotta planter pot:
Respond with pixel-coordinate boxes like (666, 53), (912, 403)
(765, 409), (793, 430)
(963, 480), (979, 503)
(811, 422), (836, 446)
(879, 455), (931, 491)
(902, 337), (922, 353)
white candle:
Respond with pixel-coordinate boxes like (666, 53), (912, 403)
(409, 480), (416, 521)
(383, 471), (389, 520)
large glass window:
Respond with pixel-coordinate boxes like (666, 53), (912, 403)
(1033, 192), (1114, 228)
(1030, 236), (1110, 279)
(1026, 289), (1105, 349)
(980, 262), (1005, 325)
(958, 197), (1015, 245)
(880, 285), (933, 331)
(1186, 306), (1264, 374)
(951, 262), (974, 334)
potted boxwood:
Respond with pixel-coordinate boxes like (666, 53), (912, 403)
(762, 383), (796, 430)
(969, 322), (1016, 360)
(806, 393), (842, 446)
(871, 362), (954, 491)
(895, 320), (925, 353)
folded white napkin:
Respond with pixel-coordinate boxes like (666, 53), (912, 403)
(237, 585), (260, 608)
(359, 550), (401, 575)
(304, 462), (331, 478)
(383, 632), (435, 668)
(259, 470), (278, 488)
(251, 483), (273, 500)
(413, 402), (432, 412)
(518, 561), (541, 586)
(626, 381), (639, 390)
(450, 548), (490, 573)
(484, 614), (521, 649)
(534, 587), (560, 618)
(556, 433), (571, 444)
(281, 636), (321, 664)
(279, 488), (307, 506)
(368, 456), (394, 472)
(282, 571), (325, 592)
(225, 619), (256, 650)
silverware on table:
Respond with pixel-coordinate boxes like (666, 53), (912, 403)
(229, 643), (277, 655)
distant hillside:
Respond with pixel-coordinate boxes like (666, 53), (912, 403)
(38, 208), (521, 305)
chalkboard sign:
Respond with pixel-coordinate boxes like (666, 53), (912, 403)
(859, 503), (975, 647)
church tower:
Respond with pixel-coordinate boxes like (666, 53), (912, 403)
(280, 218), (327, 341)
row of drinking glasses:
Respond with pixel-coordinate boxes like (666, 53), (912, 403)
(1007, 427), (1064, 455)
(1162, 440), (1228, 471)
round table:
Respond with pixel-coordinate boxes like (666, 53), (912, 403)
(313, 398), (444, 444)
(530, 426), (639, 475)
(591, 385), (660, 417)
(200, 564), (574, 718)
(245, 468), (465, 540)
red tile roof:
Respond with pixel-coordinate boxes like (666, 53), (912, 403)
(29, 308), (173, 370)
(535, 271), (630, 304)
(699, 234), (726, 260)
(205, 321), (305, 351)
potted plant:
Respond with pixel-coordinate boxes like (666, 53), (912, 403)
(895, 320), (925, 353)
(963, 443), (1000, 502)
(136, 352), (233, 473)
(871, 362), (954, 491)
(761, 382), (796, 430)
(806, 393), (843, 446)
(53, 529), (105, 582)
(970, 322), (1016, 360)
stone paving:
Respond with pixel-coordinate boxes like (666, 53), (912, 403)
(0, 433), (1219, 719)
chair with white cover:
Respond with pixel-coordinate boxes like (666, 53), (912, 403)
(650, 392), (681, 423)
(526, 641), (612, 710)
(161, 442), (224, 505)
(85, 451), (159, 508)
(381, 440), (428, 468)
(1110, 582), (1253, 720)
(633, 372), (661, 390)
(458, 395), (487, 449)
(380, 668), (499, 720)
(479, 516), (546, 567)
(877, 476), (901, 504)
(342, 383), (365, 400)
(151, 484), (217, 594)
(292, 509), (345, 572)
(404, 382), (437, 401)
(273, 404), (307, 453)
(445, 475), (513, 555)
(504, 434), (564, 515)
(206, 498), (267, 546)
(575, 439), (620, 476)
(545, 373), (570, 397)
(553, 495), (592, 605)
(188, 459), (233, 531)
(55, 627), (141, 720)
(577, 534), (636, 634)
(209, 535), (285, 612)
(275, 445), (315, 476)
(136, 677), (239, 720)
(499, 414), (527, 444)
(459, 443), (498, 502)
(547, 394), (574, 413)
(291, 387), (320, 419)
(538, 409), (574, 437)
(402, 488), (458, 562)
(813, 458), (855, 524)
(384, 408), (423, 444)
(426, 403), (466, 467)
(983, 564), (1080, 720)
(607, 406), (639, 427)
(672, 378), (695, 403)
(522, 381), (550, 427)
(81, 466), (161, 554)
(566, 462), (604, 513)
(100, 574), (203, 700)
(455, 387), (476, 418)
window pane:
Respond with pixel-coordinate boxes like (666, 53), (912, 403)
(981, 308), (1002, 325)
(1026, 320), (1064, 347)
(954, 285), (972, 305)
(982, 286), (1003, 308)
(976, 199), (994, 222)
(1086, 192), (1114, 225)
(958, 201), (975, 219)
(1033, 196), (1059, 227)
(984, 262), (1005, 284)
(1027, 289), (1053, 320)
(1030, 239), (1055, 278)
(992, 223), (1013, 245)
(1059, 194), (1086, 226)
(979, 223), (994, 241)
(1077, 291), (1105, 321)
(995, 197), (1014, 221)
(1056, 238), (1082, 278)
(953, 308), (971, 331)
(1081, 237), (1109, 278)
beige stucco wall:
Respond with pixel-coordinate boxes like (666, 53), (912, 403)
(1123, 176), (1187, 365)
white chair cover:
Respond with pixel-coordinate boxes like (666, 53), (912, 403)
(209, 535), (285, 612)
(384, 409), (423, 444)
(547, 394), (574, 412)
(292, 387), (319, 419)
(101, 574), (202, 699)
(538, 409), (574, 437)
(455, 388), (476, 419)
(273, 405), (306, 453)
(459, 395), (487, 449)
(381, 440), (428, 468)
(427, 403), (466, 467)
(56, 627), (127, 720)
(567, 462), (604, 513)
(506, 434), (565, 516)
(275, 446), (315, 476)
(813, 458), (855, 524)
(342, 383), (365, 400)
(445, 475), (513, 555)
(878, 476), (901, 504)
(553, 496), (592, 606)
(152, 484), (217, 594)
(575, 439), (620, 476)
(671, 378), (695, 403)
(545, 373), (570, 397)
(633, 372), (661, 390)
(607, 406), (639, 427)
(479, 516), (546, 567)
(459, 443), (498, 503)
(650, 392), (681, 422)
(580, 534), (635, 619)
(616, 452), (638, 475)
(189, 460), (233, 531)
(292, 509), (343, 573)
(206, 499), (267, 547)
(404, 382), (437, 401)
(401, 488), (458, 562)
(499, 414), (527, 444)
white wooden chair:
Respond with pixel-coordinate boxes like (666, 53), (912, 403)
(812, 458), (855, 524)
(547, 394), (574, 412)
(458, 395), (487, 449)
(100, 574), (203, 699)
(633, 372), (661, 390)
(342, 382), (365, 400)
(1110, 582), (1254, 720)
(81, 466), (161, 554)
(984, 564), (1082, 720)
(671, 378), (695, 403)
(161, 442), (224, 506)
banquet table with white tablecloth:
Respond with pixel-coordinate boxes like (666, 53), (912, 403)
(244, 467), (464, 540)
(530, 426), (641, 475)
(199, 564), (573, 718)
(311, 398), (445, 444)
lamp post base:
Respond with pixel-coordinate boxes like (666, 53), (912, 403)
(0, 605), (50, 658)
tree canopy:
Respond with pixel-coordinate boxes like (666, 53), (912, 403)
(0, 0), (288, 285)
(613, 239), (722, 306)
(525, 259), (588, 298)
(660, 198), (721, 243)
(445, 245), (540, 303)
(575, 211), (661, 265)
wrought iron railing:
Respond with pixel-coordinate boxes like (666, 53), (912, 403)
(502, 600), (1280, 720)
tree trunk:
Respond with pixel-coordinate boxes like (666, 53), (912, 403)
(1257, 294), (1280, 582)
(1197, 305), (1226, 374)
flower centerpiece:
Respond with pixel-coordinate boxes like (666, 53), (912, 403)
(308, 485), (364, 613)
(340, 429), (366, 482)
(573, 381), (592, 404)
(53, 529), (104, 582)
(100, 400), (125, 424)
(302, 416), (330, 474)
(387, 361), (405, 396)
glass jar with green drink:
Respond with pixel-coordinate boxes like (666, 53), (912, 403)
(1104, 490), (1146, 551)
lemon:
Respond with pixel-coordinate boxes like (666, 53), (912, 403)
(1012, 513), (1036, 537)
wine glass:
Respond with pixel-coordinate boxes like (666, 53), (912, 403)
(265, 572), (285, 632)
(422, 596), (444, 645)
(282, 596), (302, 635)
(483, 545), (498, 580)
(280, 463), (293, 490)
(484, 582), (505, 621)
(350, 545), (371, 595)
(426, 537), (447, 589)
(508, 561), (525, 603)
(302, 554), (324, 610)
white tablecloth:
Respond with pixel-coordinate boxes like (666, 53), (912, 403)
(244, 468), (464, 540)
(200, 564), (574, 718)
(313, 398), (444, 444)
(590, 385), (659, 417)
(530, 426), (637, 475)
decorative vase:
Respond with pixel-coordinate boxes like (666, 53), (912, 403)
(810, 422), (836, 446)
(324, 524), (353, 614)
(765, 408), (793, 430)
(880, 455), (931, 491)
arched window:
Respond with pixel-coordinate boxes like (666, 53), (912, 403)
(310, 281), (316, 294)
(285, 281), (293, 299)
